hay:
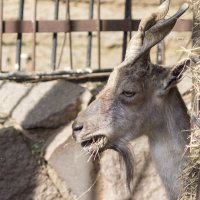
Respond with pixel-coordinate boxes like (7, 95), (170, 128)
(180, 49), (200, 200)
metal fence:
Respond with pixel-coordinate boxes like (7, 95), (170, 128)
(0, 0), (193, 82)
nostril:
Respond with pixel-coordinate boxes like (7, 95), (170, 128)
(72, 122), (83, 132)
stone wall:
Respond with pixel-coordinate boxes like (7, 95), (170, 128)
(0, 80), (93, 200)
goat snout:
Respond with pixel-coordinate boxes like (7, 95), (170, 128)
(72, 121), (84, 139)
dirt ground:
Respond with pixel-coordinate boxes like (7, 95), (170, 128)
(2, 0), (193, 72)
(1, 0), (194, 200)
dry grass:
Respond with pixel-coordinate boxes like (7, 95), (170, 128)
(180, 49), (200, 200)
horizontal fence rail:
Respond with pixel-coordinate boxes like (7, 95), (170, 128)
(2, 19), (192, 33)
(0, 0), (193, 82)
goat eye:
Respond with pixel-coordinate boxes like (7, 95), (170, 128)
(122, 91), (136, 97)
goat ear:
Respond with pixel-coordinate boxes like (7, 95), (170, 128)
(158, 55), (200, 96)
(161, 58), (191, 92)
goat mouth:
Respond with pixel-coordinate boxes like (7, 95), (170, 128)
(81, 135), (108, 152)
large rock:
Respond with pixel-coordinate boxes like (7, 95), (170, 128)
(44, 124), (96, 200)
(0, 80), (92, 129)
(44, 123), (74, 161)
(0, 127), (64, 200)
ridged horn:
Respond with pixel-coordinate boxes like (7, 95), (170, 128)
(125, 0), (170, 61)
(133, 3), (189, 63)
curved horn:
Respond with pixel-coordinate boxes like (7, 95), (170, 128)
(125, 0), (170, 61)
(139, 0), (170, 32)
(133, 3), (189, 63)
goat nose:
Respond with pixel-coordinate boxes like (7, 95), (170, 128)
(72, 121), (84, 139)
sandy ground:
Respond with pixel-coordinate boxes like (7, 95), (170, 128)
(1, 1), (194, 200)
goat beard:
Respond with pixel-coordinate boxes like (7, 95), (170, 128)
(109, 138), (134, 192)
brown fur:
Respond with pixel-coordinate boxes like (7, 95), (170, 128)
(72, 1), (193, 200)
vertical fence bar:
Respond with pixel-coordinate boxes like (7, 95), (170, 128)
(97, 0), (101, 69)
(32, 0), (37, 71)
(86, 0), (94, 68)
(57, 0), (72, 69)
(129, 0), (132, 40)
(156, 40), (165, 65)
(156, 0), (165, 65)
(0, 0), (3, 72)
(15, 0), (24, 71)
(67, 0), (73, 69)
(122, 0), (132, 61)
(51, 0), (59, 71)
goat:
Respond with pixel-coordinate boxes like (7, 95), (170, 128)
(72, 1), (196, 199)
